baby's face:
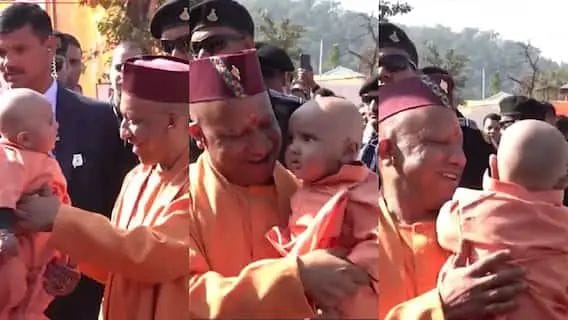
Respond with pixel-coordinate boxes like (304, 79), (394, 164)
(285, 109), (344, 182)
(24, 105), (58, 153)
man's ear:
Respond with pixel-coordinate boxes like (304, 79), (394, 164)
(188, 121), (206, 148)
(377, 139), (395, 166)
(45, 35), (57, 60)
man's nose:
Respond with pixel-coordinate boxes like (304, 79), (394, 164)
(248, 131), (273, 160)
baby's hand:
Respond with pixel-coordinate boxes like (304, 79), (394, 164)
(0, 229), (18, 261)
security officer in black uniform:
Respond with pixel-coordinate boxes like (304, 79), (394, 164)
(188, 0), (304, 162)
(380, 21), (493, 190)
(150, 0), (203, 162)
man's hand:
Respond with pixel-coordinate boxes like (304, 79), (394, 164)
(298, 248), (370, 310)
(15, 184), (61, 233)
(439, 249), (526, 320)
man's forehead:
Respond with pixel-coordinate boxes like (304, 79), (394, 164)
(191, 26), (240, 42)
(379, 48), (410, 58)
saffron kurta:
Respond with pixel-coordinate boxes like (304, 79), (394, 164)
(0, 140), (71, 320)
(437, 178), (568, 319)
(188, 153), (314, 319)
(378, 196), (448, 320)
(266, 163), (379, 318)
(47, 151), (190, 320)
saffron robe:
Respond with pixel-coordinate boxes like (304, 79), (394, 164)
(188, 152), (314, 319)
(378, 196), (448, 320)
(0, 140), (71, 320)
(266, 163), (379, 319)
(437, 177), (568, 320)
(48, 151), (190, 320)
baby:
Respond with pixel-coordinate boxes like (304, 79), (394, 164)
(266, 96), (379, 318)
(437, 119), (568, 319)
(0, 89), (78, 319)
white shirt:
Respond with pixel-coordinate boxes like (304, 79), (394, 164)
(43, 80), (58, 115)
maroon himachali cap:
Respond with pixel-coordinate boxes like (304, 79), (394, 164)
(189, 49), (266, 103)
(378, 74), (455, 122)
(121, 55), (190, 103)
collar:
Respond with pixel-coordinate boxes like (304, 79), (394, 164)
(483, 176), (564, 206)
(43, 80), (58, 113)
(310, 162), (369, 186)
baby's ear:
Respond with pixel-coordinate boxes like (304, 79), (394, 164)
(15, 131), (32, 148)
(341, 139), (360, 164)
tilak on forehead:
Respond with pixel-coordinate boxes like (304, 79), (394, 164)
(378, 74), (455, 122)
(121, 55), (189, 104)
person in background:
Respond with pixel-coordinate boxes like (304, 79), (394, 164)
(358, 75), (378, 173)
(555, 115), (568, 206)
(53, 32), (82, 93)
(482, 112), (501, 148)
(498, 95), (528, 129)
(150, 0), (191, 60)
(0, 4), (124, 319)
(108, 41), (145, 180)
(256, 42), (295, 94)
(542, 101), (557, 125)
(189, 0), (304, 163)
(313, 87), (336, 97)
(290, 80), (310, 100)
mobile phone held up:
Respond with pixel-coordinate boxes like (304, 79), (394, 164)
(300, 54), (312, 71)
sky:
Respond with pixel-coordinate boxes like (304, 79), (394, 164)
(388, 0), (568, 63)
(339, 0), (378, 14)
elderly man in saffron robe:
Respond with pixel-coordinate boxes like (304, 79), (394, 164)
(187, 49), (371, 319)
(377, 74), (528, 320)
(14, 56), (191, 320)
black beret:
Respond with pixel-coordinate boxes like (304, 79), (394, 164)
(255, 43), (294, 72)
(379, 21), (418, 67)
(189, 0), (254, 37)
(359, 75), (379, 96)
(516, 98), (548, 121)
(150, 0), (190, 39)
(499, 95), (528, 116)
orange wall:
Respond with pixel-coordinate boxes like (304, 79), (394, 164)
(0, 2), (108, 99)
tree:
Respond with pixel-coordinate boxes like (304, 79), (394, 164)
(347, 13), (379, 75)
(257, 10), (305, 58)
(490, 72), (502, 95)
(422, 42), (470, 103)
(324, 43), (340, 71)
(80, 0), (165, 54)
(509, 41), (540, 97)
(379, 1), (412, 21)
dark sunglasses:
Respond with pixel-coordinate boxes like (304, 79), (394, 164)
(379, 54), (417, 73)
(114, 63), (124, 73)
(161, 35), (191, 55)
(190, 34), (244, 56)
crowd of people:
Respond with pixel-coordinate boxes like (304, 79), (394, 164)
(0, 0), (566, 319)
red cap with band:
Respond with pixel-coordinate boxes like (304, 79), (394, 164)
(378, 74), (454, 122)
(122, 55), (189, 103)
(189, 49), (266, 103)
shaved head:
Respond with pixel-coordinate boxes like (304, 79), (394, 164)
(497, 120), (568, 190)
(292, 96), (363, 151)
(0, 88), (57, 153)
(0, 88), (51, 138)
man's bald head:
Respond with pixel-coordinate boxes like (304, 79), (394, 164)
(497, 120), (568, 190)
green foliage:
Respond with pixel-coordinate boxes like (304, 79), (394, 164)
(422, 42), (469, 89)
(240, 0), (376, 74)
(81, 0), (165, 55)
(379, 1), (412, 21)
(324, 44), (340, 72)
(257, 10), (306, 59)
(490, 71), (502, 95)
